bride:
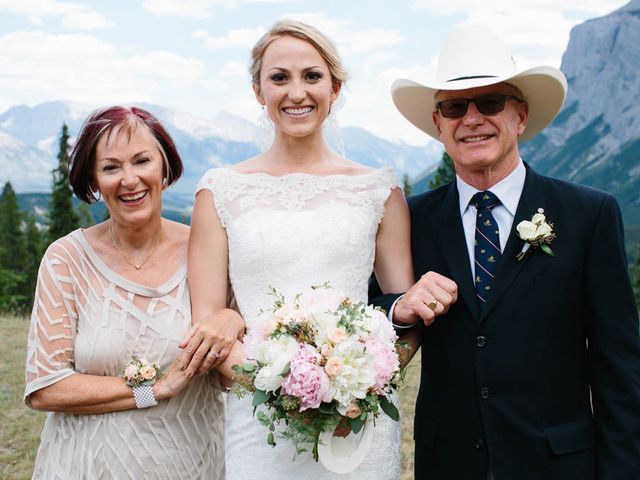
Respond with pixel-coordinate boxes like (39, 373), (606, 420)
(182, 19), (451, 479)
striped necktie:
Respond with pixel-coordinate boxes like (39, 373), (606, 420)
(472, 191), (501, 307)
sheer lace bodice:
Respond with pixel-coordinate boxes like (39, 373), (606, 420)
(24, 230), (225, 479)
(196, 167), (401, 480)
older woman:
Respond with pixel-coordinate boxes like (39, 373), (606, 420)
(24, 106), (233, 479)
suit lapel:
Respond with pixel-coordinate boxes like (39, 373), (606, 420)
(478, 166), (540, 323)
(436, 183), (480, 319)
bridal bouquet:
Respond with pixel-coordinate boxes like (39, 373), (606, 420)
(232, 284), (403, 465)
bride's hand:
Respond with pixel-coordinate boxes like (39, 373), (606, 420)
(178, 309), (245, 376)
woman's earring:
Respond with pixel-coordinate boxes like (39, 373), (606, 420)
(91, 189), (101, 202)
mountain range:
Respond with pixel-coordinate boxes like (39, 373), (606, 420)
(0, 101), (441, 214)
(519, 0), (640, 229)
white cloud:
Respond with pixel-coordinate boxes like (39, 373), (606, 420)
(142, 0), (214, 19)
(219, 61), (249, 76)
(0, 0), (112, 30)
(281, 11), (405, 54)
(127, 51), (204, 82)
(194, 27), (267, 50)
(143, 0), (296, 19)
(0, 31), (203, 107)
(62, 10), (113, 30)
(410, 0), (626, 17)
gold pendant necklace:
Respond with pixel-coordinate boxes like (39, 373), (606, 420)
(109, 220), (163, 270)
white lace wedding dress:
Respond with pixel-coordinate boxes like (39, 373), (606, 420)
(196, 166), (401, 480)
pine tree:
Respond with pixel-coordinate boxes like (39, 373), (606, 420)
(0, 181), (28, 312)
(632, 242), (640, 312)
(428, 152), (456, 190)
(0, 182), (27, 272)
(402, 173), (414, 197)
(48, 123), (79, 244)
(23, 214), (44, 308)
(76, 202), (96, 228)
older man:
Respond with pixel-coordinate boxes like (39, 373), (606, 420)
(377, 23), (640, 479)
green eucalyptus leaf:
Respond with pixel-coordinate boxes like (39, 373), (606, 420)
(379, 396), (400, 422)
(253, 389), (270, 407)
(541, 244), (556, 256)
(350, 417), (364, 434)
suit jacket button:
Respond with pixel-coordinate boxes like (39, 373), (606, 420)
(476, 336), (487, 347)
(480, 387), (490, 399)
(474, 437), (485, 449)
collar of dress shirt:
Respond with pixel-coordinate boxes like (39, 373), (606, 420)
(456, 159), (526, 217)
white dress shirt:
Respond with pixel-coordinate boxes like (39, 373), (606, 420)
(457, 160), (526, 282)
(390, 160), (526, 330)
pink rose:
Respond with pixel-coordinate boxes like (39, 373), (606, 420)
(140, 365), (156, 380)
(344, 402), (362, 419)
(328, 327), (347, 344)
(320, 343), (334, 357)
(281, 344), (332, 411)
(324, 357), (343, 377)
(365, 338), (400, 394)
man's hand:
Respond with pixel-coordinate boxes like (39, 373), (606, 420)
(393, 271), (457, 326)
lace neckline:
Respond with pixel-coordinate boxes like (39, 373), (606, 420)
(72, 229), (187, 297)
(219, 166), (394, 181)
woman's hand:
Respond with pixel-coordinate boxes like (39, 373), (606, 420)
(153, 357), (196, 401)
(178, 309), (245, 376)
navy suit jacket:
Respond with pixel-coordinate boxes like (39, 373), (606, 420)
(374, 166), (640, 479)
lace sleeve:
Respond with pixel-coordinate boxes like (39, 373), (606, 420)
(195, 168), (231, 229)
(370, 167), (400, 225)
(24, 239), (79, 407)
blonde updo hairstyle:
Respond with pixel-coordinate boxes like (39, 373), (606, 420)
(250, 19), (349, 88)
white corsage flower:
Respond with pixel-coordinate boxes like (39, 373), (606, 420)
(516, 208), (556, 261)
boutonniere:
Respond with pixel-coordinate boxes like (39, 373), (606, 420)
(515, 208), (556, 261)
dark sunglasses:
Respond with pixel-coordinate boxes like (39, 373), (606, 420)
(435, 93), (524, 119)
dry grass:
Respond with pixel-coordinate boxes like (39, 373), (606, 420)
(399, 353), (420, 480)
(0, 314), (45, 480)
(0, 314), (421, 479)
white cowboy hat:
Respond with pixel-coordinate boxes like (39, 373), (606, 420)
(391, 23), (568, 142)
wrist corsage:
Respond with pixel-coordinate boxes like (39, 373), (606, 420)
(123, 357), (162, 409)
(123, 357), (162, 387)
(515, 208), (556, 261)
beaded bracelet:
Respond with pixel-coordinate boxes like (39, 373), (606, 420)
(132, 385), (158, 409)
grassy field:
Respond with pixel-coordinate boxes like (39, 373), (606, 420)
(0, 314), (421, 479)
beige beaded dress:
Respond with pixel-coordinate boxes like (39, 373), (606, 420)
(24, 229), (225, 479)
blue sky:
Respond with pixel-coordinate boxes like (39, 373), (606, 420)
(0, 0), (629, 146)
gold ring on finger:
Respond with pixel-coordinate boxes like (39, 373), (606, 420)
(427, 299), (438, 311)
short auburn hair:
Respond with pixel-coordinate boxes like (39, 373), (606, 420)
(69, 106), (183, 203)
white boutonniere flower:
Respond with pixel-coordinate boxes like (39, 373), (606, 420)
(515, 208), (556, 261)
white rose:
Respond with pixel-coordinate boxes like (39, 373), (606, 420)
(531, 213), (546, 225)
(254, 365), (284, 392)
(330, 339), (376, 407)
(535, 222), (552, 239)
(362, 308), (397, 343)
(253, 336), (299, 392)
(299, 288), (345, 312)
(124, 364), (139, 380)
(516, 220), (538, 241)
